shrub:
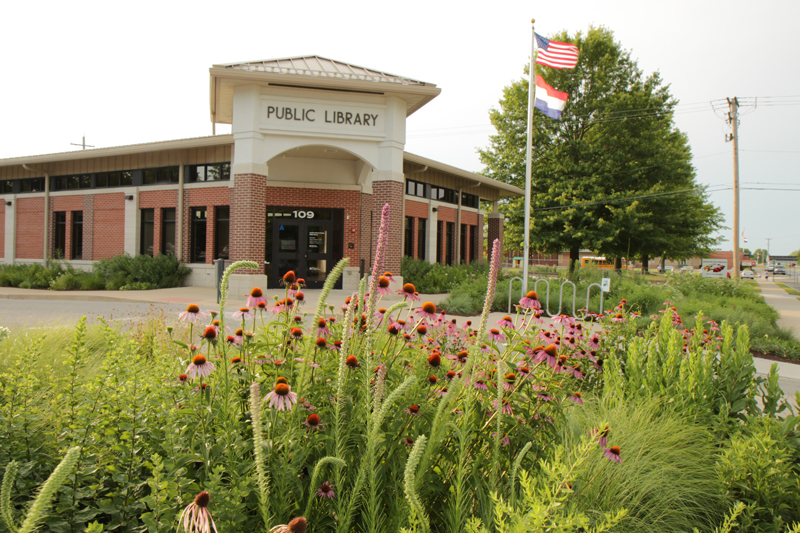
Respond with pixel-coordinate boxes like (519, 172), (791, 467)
(718, 418), (800, 532)
(93, 253), (191, 290)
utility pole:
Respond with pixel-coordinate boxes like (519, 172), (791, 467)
(726, 98), (741, 279)
(70, 135), (94, 150)
(766, 237), (772, 267)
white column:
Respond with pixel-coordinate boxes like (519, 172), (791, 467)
(123, 189), (139, 256)
(426, 203), (438, 263)
(4, 196), (15, 264)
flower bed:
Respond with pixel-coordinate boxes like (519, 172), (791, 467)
(1, 206), (800, 532)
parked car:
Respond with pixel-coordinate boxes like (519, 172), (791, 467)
(741, 270), (754, 279)
(775, 266), (787, 275)
(766, 265), (775, 272)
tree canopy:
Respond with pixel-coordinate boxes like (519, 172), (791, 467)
(479, 26), (723, 271)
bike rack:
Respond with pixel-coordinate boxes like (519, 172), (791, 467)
(507, 277), (523, 313)
(508, 277), (605, 320)
(557, 280), (577, 317)
(579, 283), (604, 319)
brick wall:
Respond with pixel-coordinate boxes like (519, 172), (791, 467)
(359, 193), (372, 276)
(16, 197), (44, 259)
(83, 195), (94, 261)
(229, 174), (266, 274)
(93, 193), (125, 260)
(0, 204), (4, 258)
(487, 215), (504, 259)
(371, 181), (404, 275)
(478, 213), (484, 262)
(404, 199), (429, 261)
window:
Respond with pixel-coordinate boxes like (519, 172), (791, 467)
(471, 225), (478, 263)
(54, 212), (67, 258)
(187, 163), (230, 182)
(1, 181), (12, 194)
(417, 218), (426, 260)
(191, 208), (207, 263)
(162, 208), (176, 256)
(72, 211), (83, 260)
(436, 220), (443, 264)
(144, 167), (179, 185)
(462, 192), (480, 209)
(446, 222), (455, 266)
(141, 209), (154, 256)
(20, 178), (44, 192)
(215, 206), (230, 260)
(406, 179), (427, 198)
(460, 224), (467, 264)
(404, 217), (414, 257)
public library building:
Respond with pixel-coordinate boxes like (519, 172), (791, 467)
(0, 56), (521, 292)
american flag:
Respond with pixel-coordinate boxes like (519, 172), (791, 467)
(535, 33), (579, 69)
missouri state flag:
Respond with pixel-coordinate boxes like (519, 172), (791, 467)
(534, 75), (568, 119)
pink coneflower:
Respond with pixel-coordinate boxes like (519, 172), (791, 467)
(417, 301), (438, 320)
(569, 392), (584, 404)
(591, 426), (610, 447)
(611, 313), (627, 323)
(496, 315), (514, 329)
(230, 356), (243, 365)
(535, 344), (559, 368)
(383, 271), (396, 283)
(315, 338), (327, 350)
(473, 379), (488, 391)
(269, 517), (308, 533)
(519, 290), (541, 310)
(488, 328), (504, 342)
(568, 364), (584, 379)
(402, 437), (415, 447)
(604, 446), (622, 463)
(186, 354), (216, 379)
(416, 324), (428, 337)
(492, 398), (514, 415)
(290, 327), (303, 341)
(398, 283), (421, 301)
(233, 307), (254, 320)
(316, 318), (331, 338)
(427, 352), (441, 368)
(332, 340), (343, 351)
(246, 288), (268, 309)
(178, 491), (218, 533)
(178, 374), (188, 383)
(294, 292), (305, 305)
(427, 375), (438, 386)
(202, 326), (217, 342)
(503, 372), (516, 391)
(316, 481), (335, 499)
(287, 283), (299, 298)
(281, 271), (296, 286)
(588, 334), (601, 350)
(305, 413), (322, 429)
(404, 405), (421, 416)
(376, 276), (393, 296)
(265, 382), (298, 411)
(553, 314), (574, 326)
(346, 355), (359, 368)
(179, 304), (210, 324)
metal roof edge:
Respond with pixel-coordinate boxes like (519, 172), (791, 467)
(0, 135), (234, 166)
(403, 152), (524, 197)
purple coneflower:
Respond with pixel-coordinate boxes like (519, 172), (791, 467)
(569, 392), (584, 404)
(178, 491), (218, 533)
(519, 290), (542, 310)
(588, 334), (601, 350)
(404, 405), (421, 416)
(179, 304), (210, 324)
(473, 379), (488, 391)
(488, 328), (504, 342)
(305, 413), (322, 429)
(417, 301), (438, 320)
(265, 382), (298, 411)
(492, 398), (514, 415)
(495, 315), (515, 329)
(178, 374), (188, 383)
(503, 372), (516, 392)
(604, 446), (622, 463)
(397, 283), (421, 301)
(233, 307), (254, 320)
(383, 271), (396, 283)
(315, 318), (331, 338)
(186, 354), (216, 379)
(402, 437), (415, 447)
(246, 288), (268, 309)
(269, 517), (308, 533)
(376, 276), (393, 296)
(591, 426), (610, 447)
(317, 481), (335, 499)
(611, 313), (627, 323)
(492, 431), (511, 447)
(553, 314), (574, 326)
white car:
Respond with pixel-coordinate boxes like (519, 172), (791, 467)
(741, 270), (754, 279)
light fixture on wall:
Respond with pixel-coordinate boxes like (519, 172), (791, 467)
(125, 195), (134, 201)
(432, 207), (439, 212)
(4, 201), (11, 206)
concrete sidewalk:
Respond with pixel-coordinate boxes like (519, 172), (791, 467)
(752, 277), (800, 383)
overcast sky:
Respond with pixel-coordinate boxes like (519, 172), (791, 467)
(2, 0), (798, 255)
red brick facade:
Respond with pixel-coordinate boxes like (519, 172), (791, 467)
(16, 197), (44, 259)
(183, 187), (231, 265)
(371, 181), (404, 275)
(404, 199), (429, 261)
(50, 195), (84, 259)
(487, 215), (504, 258)
(230, 174), (266, 274)
(140, 190), (179, 258)
(93, 193), (125, 260)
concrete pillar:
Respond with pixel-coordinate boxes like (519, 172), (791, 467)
(477, 211), (485, 262)
(3, 197), (15, 264)
(426, 204), (438, 263)
(83, 195), (94, 261)
(123, 188), (139, 256)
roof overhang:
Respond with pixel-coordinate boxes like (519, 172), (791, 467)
(403, 152), (524, 198)
(0, 135), (233, 167)
(210, 64), (441, 124)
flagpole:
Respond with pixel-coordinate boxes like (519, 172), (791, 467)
(522, 19), (537, 295)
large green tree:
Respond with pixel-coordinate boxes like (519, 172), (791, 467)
(479, 26), (723, 272)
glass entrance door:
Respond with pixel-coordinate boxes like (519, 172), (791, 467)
(272, 219), (332, 289)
